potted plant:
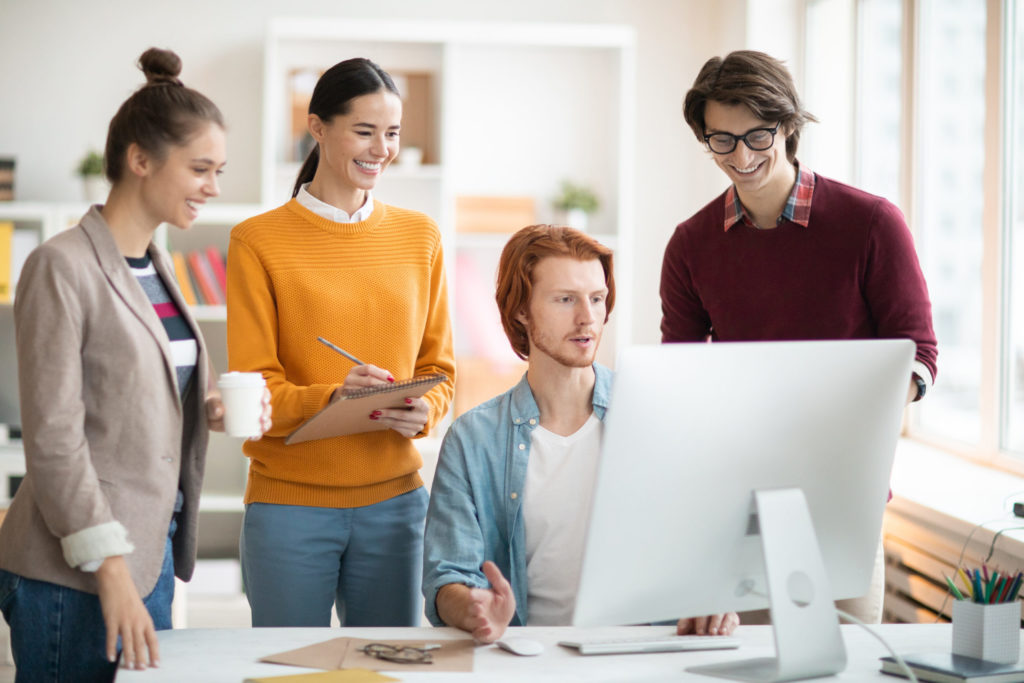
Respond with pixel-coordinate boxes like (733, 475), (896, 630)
(552, 180), (599, 231)
(76, 149), (107, 203)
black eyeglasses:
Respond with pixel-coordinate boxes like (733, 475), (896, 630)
(359, 642), (437, 664)
(703, 122), (781, 155)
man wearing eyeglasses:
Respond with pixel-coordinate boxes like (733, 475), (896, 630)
(660, 51), (938, 625)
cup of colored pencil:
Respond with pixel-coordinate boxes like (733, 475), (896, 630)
(947, 565), (1022, 664)
(945, 565), (1022, 605)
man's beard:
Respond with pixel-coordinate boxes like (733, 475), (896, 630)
(527, 326), (599, 368)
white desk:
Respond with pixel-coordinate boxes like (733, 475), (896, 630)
(115, 624), (977, 681)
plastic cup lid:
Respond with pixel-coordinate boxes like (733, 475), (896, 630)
(217, 371), (266, 388)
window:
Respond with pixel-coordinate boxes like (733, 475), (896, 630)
(803, 0), (856, 182)
(1007, 3), (1024, 454)
(811, 0), (1022, 466)
(913, 0), (986, 445)
(856, 0), (903, 204)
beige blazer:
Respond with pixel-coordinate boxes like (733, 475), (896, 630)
(0, 207), (210, 596)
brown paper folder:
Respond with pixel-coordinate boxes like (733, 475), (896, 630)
(284, 374), (448, 445)
(259, 637), (349, 669)
(260, 637), (475, 673)
(244, 669), (397, 682)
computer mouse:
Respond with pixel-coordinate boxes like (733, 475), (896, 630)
(496, 637), (544, 656)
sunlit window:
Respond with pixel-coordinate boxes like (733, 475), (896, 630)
(913, 0), (986, 445)
(803, 0), (855, 181)
(1007, 4), (1024, 454)
(816, 0), (1024, 464)
(856, 0), (902, 204)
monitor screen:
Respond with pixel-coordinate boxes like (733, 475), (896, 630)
(572, 339), (914, 679)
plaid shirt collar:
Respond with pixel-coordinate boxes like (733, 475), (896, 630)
(723, 162), (815, 231)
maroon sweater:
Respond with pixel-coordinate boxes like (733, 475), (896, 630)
(660, 173), (938, 381)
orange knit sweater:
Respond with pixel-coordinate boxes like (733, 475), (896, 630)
(226, 199), (455, 508)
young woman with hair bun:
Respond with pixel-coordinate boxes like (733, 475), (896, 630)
(0, 47), (270, 681)
(226, 57), (454, 628)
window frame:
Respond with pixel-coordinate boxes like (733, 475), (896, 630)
(805, 0), (1022, 473)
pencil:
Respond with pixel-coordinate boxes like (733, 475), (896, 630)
(958, 568), (973, 599)
(317, 336), (365, 365)
(989, 575), (1004, 604)
(972, 570), (985, 604)
(944, 574), (965, 601)
(997, 575), (1013, 603)
(1009, 572), (1023, 601)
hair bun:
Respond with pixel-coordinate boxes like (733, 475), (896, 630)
(138, 47), (183, 87)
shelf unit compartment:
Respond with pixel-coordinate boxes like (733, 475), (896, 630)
(264, 25), (445, 207)
(445, 42), (622, 237)
(161, 203), (263, 321)
(0, 203), (50, 302)
(0, 305), (18, 429)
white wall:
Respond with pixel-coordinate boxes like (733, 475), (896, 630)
(0, 0), (746, 345)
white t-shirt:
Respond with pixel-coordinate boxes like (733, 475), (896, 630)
(523, 413), (603, 625)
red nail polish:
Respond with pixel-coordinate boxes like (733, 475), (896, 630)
(405, 398), (412, 405)
(387, 376), (395, 383)
(369, 414), (378, 420)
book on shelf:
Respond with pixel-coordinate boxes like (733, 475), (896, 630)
(0, 158), (14, 201)
(0, 221), (12, 302)
(880, 653), (1024, 682)
(11, 229), (40, 296)
(171, 251), (198, 306)
(185, 256), (205, 306)
(454, 251), (515, 362)
(204, 245), (227, 295)
(187, 249), (223, 305)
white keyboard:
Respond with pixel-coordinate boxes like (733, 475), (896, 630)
(558, 634), (742, 656)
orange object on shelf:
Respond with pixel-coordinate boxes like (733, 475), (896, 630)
(455, 196), (535, 233)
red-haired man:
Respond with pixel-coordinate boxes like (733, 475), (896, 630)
(423, 224), (738, 642)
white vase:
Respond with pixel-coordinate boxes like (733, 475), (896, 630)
(82, 176), (108, 204)
(398, 146), (423, 168)
(563, 208), (588, 232)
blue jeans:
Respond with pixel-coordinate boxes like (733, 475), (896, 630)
(0, 518), (176, 683)
(241, 486), (429, 627)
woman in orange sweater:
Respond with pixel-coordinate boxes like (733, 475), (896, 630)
(226, 58), (455, 627)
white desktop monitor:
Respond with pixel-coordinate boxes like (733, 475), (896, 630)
(572, 339), (916, 682)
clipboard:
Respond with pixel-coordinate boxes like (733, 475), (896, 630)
(284, 373), (448, 445)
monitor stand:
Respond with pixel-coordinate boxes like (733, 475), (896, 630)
(687, 488), (847, 682)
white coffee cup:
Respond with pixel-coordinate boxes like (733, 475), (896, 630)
(217, 372), (266, 438)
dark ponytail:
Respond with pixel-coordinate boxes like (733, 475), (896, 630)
(291, 57), (400, 197)
(105, 48), (224, 183)
(292, 146), (320, 198)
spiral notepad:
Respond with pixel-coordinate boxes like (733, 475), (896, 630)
(284, 374), (448, 445)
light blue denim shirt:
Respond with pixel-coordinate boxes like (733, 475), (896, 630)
(422, 363), (613, 627)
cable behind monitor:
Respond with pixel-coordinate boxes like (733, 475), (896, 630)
(836, 608), (918, 682)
